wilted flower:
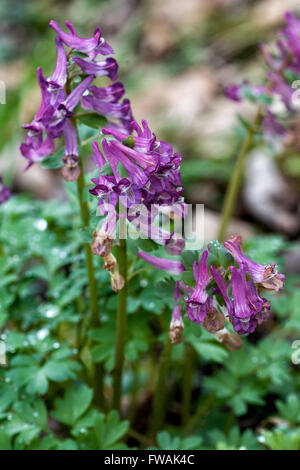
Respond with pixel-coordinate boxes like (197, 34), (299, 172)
(169, 281), (184, 344)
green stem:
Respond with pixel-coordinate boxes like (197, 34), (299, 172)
(151, 336), (173, 437)
(218, 108), (262, 242)
(76, 157), (104, 408)
(184, 391), (216, 435)
(113, 237), (128, 412)
(181, 344), (195, 427)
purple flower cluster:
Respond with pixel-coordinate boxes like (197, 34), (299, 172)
(0, 177), (10, 206)
(225, 12), (300, 141)
(89, 119), (185, 255)
(20, 20), (133, 177)
(138, 236), (285, 343)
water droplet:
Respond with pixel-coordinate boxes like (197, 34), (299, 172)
(37, 328), (49, 340)
(33, 412), (39, 418)
(43, 306), (59, 318)
(34, 219), (48, 231)
(140, 279), (148, 288)
(5, 377), (11, 383)
(149, 302), (155, 309)
(258, 435), (265, 443)
(53, 342), (60, 349)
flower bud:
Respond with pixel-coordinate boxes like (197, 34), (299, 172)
(110, 271), (125, 292)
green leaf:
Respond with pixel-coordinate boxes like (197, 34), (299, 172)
(93, 411), (129, 449)
(51, 384), (93, 426)
(41, 147), (65, 169)
(78, 113), (107, 129)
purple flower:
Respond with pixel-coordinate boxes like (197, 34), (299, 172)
(102, 138), (149, 188)
(185, 250), (210, 305)
(49, 20), (113, 58)
(81, 96), (131, 120)
(165, 234), (185, 256)
(225, 84), (242, 102)
(20, 135), (55, 169)
(263, 110), (286, 141)
(88, 83), (125, 102)
(187, 295), (214, 324)
(47, 37), (67, 89)
(224, 240), (285, 291)
(231, 317), (258, 335)
(210, 266), (233, 316)
(72, 57), (118, 80)
(268, 72), (294, 110)
(89, 141), (119, 214)
(230, 266), (253, 319)
(137, 251), (185, 275)
(61, 120), (80, 181)
(0, 177), (10, 205)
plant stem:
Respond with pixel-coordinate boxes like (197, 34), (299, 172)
(76, 157), (104, 408)
(113, 237), (128, 412)
(151, 336), (173, 437)
(218, 108), (262, 242)
(181, 344), (195, 427)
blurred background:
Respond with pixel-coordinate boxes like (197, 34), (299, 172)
(1, 0), (300, 244)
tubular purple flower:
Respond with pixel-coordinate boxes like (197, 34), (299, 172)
(72, 57), (118, 80)
(49, 20), (113, 58)
(225, 84), (242, 102)
(88, 82), (125, 102)
(210, 266), (233, 316)
(224, 240), (285, 291)
(103, 120), (156, 153)
(63, 119), (78, 157)
(61, 120), (80, 181)
(64, 75), (95, 112)
(0, 177), (10, 206)
(110, 140), (158, 172)
(230, 266), (253, 319)
(20, 135), (55, 169)
(187, 295), (214, 324)
(102, 139), (148, 188)
(48, 37), (67, 89)
(81, 96), (131, 119)
(186, 251), (210, 306)
(137, 251), (185, 275)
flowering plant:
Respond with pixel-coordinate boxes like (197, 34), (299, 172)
(1, 9), (299, 452)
